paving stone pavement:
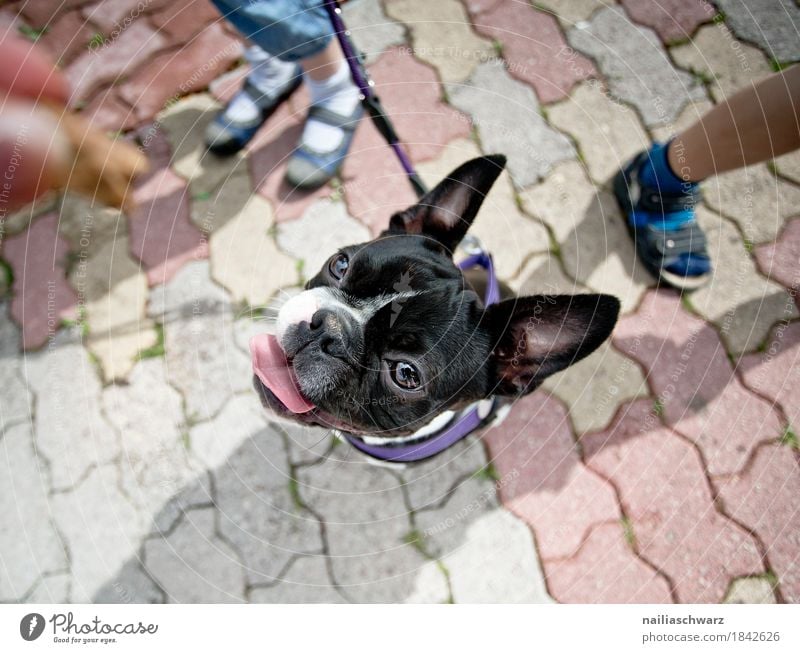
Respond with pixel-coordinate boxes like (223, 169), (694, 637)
(2, 0), (799, 604)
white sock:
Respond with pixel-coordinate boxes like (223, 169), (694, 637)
(301, 60), (360, 152)
(224, 45), (298, 123)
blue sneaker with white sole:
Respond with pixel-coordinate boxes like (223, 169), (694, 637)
(613, 143), (712, 291)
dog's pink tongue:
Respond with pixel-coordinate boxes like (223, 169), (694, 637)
(249, 333), (315, 414)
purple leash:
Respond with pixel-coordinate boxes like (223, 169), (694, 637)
(344, 250), (501, 463)
(322, 0), (428, 198)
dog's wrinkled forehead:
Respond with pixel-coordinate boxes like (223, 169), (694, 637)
(278, 236), (465, 341)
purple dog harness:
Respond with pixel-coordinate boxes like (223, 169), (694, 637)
(343, 247), (502, 463)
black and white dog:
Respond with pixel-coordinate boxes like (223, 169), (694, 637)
(250, 155), (619, 443)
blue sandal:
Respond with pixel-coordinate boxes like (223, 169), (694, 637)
(284, 103), (363, 190)
(613, 151), (712, 290)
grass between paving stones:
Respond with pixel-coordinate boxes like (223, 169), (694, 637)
(18, 25), (47, 41)
(473, 463), (500, 482)
(136, 323), (165, 360)
(653, 398), (665, 417)
(779, 425), (798, 450)
(621, 516), (637, 548)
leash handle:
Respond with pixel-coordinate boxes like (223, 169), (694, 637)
(321, 0), (428, 199)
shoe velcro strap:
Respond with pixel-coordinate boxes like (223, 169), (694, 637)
(647, 223), (708, 257)
(307, 104), (360, 131)
(639, 187), (700, 213)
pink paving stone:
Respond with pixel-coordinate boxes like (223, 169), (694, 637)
(471, 2), (596, 104)
(340, 48), (470, 231)
(118, 23), (241, 122)
(149, 0), (225, 40)
(129, 167), (208, 286)
(740, 322), (800, 431)
(583, 399), (764, 603)
(544, 522), (673, 603)
(612, 289), (784, 476)
(19, 0), (86, 27)
(715, 444), (800, 603)
(250, 100), (332, 223)
(37, 9), (96, 66)
(81, 90), (138, 132)
(65, 20), (167, 106)
(136, 122), (173, 177)
(2, 213), (78, 349)
(81, 0), (149, 34)
(620, 0), (715, 44)
(755, 217), (800, 294)
(481, 392), (621, 560)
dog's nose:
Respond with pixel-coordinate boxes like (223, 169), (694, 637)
(308, 308), (351, 359)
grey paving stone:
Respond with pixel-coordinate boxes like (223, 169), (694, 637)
(343, 0), (406, 63)
(556, 185), (652, 313)
(446, 60), (575, 189)
(542, 342), (648, 435)
(0, 303), (32, 428)
(56, 193), (123, 251)
(670, 24), (772, 103)
(399, 437), (490, 512)
(157, 94), (247, 194)
(249, 555), (345, 603)
(724, 576), (776, 604)
(282, 423), (336, 466)
(416, 138), (551, 280)
(26, 573), (71, 603)
(51, 464), (144, 602)
(215, 428), (324, 584)
(209, 194), (299, 308)
(414, 474), (500, 558)
(387, 0), (494, 83)
(277, 199), (371, 281)
(94, 560), (165, 604)
(535, 0), (603, 27)
(148, 261), (251, 421)
(716, 0), (800, 63)
(702, 164), (800, 245)
(149, 473), (215, 538)
(508, 251), (587, 297)
(446, 509), (554, 603)
(546, 82), (651, 185)
(297, 451), (433, 602)
(773, 150), (800, 185)
(403, 559), (451, 603)
(689, 206), (798, 355)
(23, 331), (120, 491)
(104, 359), (201, 531)
(144, 508), (247, 603)
(0, 423), (68, 601)
(189, 393), (268, 470)
(568, 6), (705, 126)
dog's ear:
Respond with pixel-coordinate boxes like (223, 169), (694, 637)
(385, 155), (506, 253)
(485, 294), (620, 396)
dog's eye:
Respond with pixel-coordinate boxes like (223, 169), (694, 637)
(328, 253), (349, 280)
(388, 360), (421, 390)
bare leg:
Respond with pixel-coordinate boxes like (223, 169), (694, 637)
(669, 65), (800, 182)
(301, 39), (346, 82)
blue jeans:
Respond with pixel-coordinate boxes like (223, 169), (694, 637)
(211, 0), (333, 62)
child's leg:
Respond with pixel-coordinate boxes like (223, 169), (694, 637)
(614, 65), (799, 290)
(670, 65), (800, 182)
